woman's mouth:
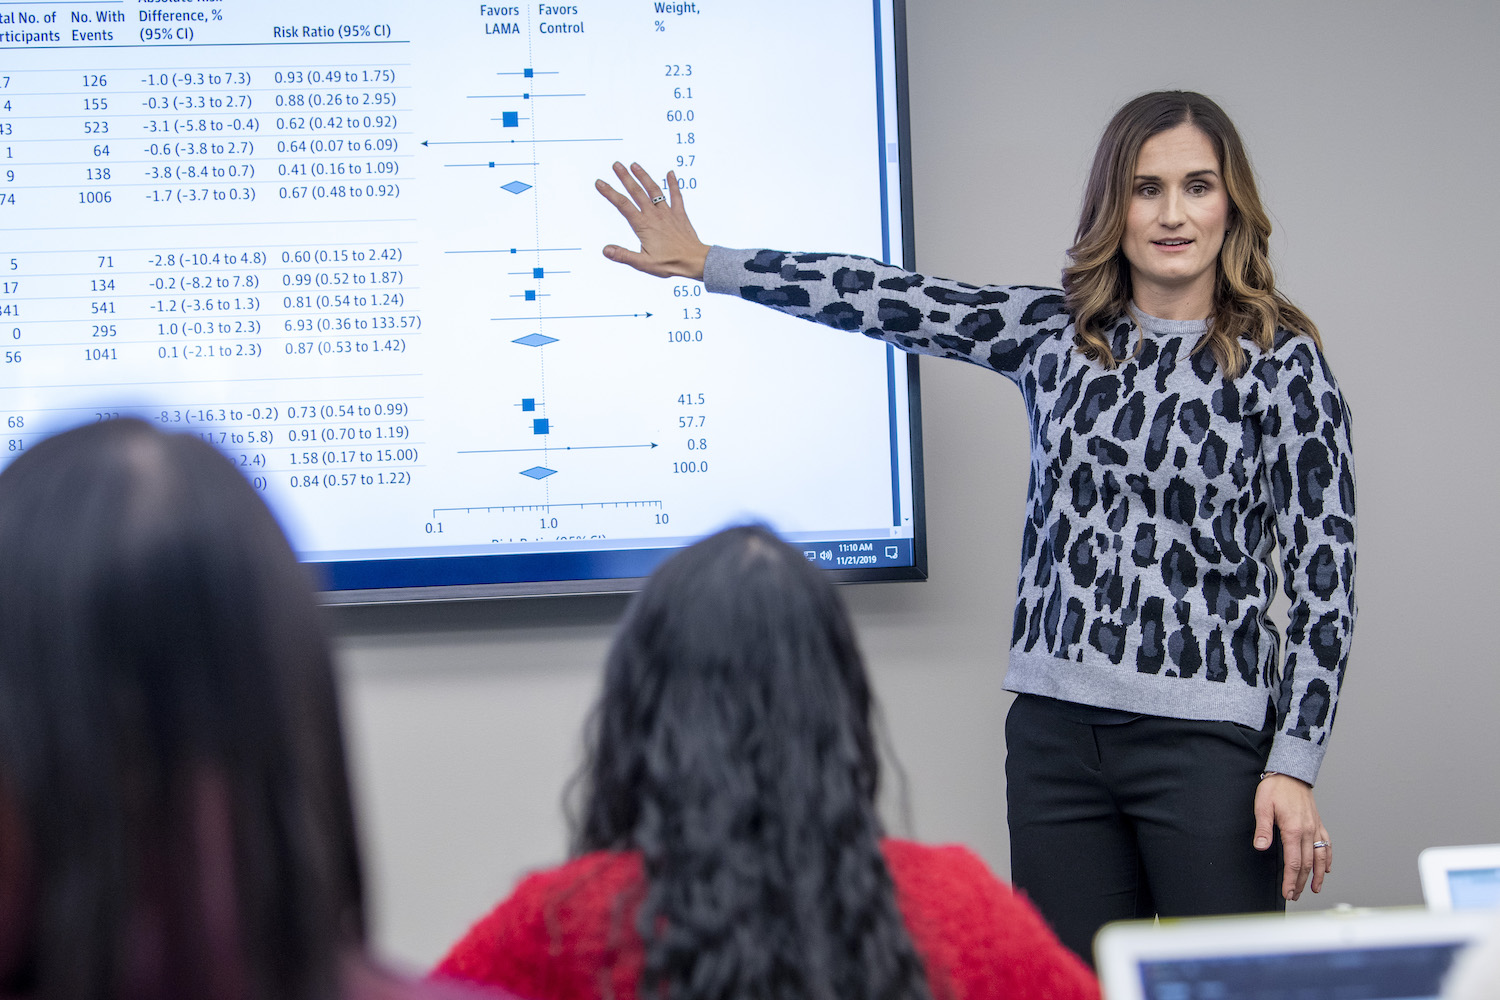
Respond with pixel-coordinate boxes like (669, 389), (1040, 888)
(1152, 238), (1194, 250)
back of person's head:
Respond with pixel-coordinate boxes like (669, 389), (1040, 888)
(0, 418), (364, 1000)
(573, 524), (932, 1000)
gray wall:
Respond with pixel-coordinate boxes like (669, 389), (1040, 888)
(335, 1), (1500, 970)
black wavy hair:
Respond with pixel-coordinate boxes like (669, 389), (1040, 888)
(573, 524), (933, 1000)
(0, 418), (364, 1000)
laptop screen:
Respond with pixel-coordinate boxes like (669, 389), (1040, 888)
(1137, 941), (1470, 1000)
(1448, 867), (1500, 911)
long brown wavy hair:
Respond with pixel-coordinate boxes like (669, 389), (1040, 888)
(1061, 90), (1320, 377)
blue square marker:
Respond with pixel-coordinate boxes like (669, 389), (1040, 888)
(532, 267), (545, 279)
(523, 68), (533, 78)
(524, 290), (536, 301)
(533, 419), (549, 435)
(521, 398), (535, 411)
(502, 111), (519, 127)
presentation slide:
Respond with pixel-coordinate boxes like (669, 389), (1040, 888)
(1, 0), (921, 599)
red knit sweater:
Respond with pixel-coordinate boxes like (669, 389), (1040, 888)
(435, 839), (1098, 1000)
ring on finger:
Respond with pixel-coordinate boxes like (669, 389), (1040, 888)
(1312, 841), (1330, 849)
(650, 195), (667, 205)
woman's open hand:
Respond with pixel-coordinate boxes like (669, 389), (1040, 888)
(596, 161), (710, 281)
(1253, 773), (1332, 901)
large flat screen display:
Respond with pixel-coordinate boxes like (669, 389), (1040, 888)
(1, 0), (922, 601)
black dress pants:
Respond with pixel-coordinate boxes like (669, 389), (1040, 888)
(1005, 693), (1284, 966)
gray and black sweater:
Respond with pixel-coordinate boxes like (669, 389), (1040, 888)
(704, 246), (1356, 785)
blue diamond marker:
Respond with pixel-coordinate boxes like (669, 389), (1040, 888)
(501, 180), (532, 195)
(520, 466), (555, 480)
(513, 333), (557, 347)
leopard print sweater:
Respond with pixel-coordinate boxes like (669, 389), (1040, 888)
(704, 246), (1356, 784)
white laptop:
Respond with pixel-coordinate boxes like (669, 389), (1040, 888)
(1420, 844), (1500, 911)
(1095, 907), (1492, 1000)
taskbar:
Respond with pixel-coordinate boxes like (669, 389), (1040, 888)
(314, 537), (917, 600)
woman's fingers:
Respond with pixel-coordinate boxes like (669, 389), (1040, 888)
(630, 162), (669, 208)
(602, 243), (651, 271)
(614, 160), (655, 211)
(1296, 830), (1314, 899)
(595, 177), (639, 222)
(1311, 828), (1332, 893)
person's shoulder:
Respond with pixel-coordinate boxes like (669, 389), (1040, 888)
(1237, 327), (1342, 394)
(434, 850), (643, 982)
(881, 837), (994, 876)
(880, 838), (1019, 913)
(880, 839), (1100, 999)
(455, 850), (641, 916)
(347, 957), (525, 1000)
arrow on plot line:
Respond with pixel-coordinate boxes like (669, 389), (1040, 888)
(458, 443), (659, 455)
(422, 138), (623, 146)
(491, 312), (652, 321)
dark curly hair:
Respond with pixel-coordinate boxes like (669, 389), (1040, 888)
(572, 524), (933, 1000)
(0, 419), (364, 1000)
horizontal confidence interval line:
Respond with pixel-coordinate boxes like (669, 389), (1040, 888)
(491, 312), (651, 321)
(458, 443), (658, 455)
(445, 247), (578, 255)
(419, 138), (621, 146)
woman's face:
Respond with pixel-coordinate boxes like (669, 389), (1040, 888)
(1120, 123), (1231, 315)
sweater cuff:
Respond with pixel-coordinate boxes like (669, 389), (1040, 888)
(702, 245), (753, 296)
(1264, 734), (1325, 787)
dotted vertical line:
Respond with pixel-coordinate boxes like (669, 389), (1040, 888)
(521, 5), (550, 507)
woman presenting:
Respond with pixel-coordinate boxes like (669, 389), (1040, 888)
(594, 90), (1355, 961)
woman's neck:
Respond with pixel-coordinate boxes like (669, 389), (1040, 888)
(1130, 274), (1214, 321)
